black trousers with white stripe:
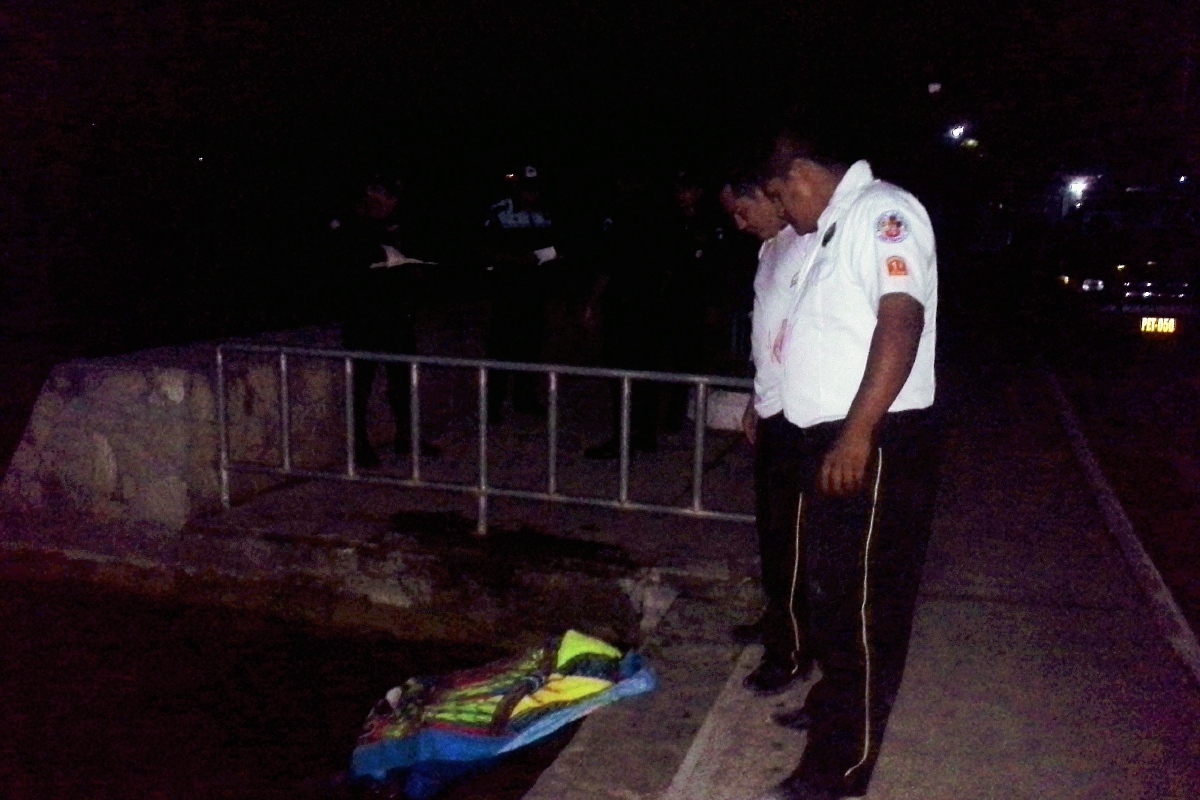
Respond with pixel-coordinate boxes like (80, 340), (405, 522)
(782, 407), (941, 794)
(757, 413), (811, 667)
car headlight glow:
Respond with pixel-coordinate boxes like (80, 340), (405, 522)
(1080, 278), (1105, 292)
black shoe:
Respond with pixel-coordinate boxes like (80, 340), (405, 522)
(632, 435), (657, 454)
(584, 437), (657, 460)
(584, 439), (619, 460)
(772, 706), (815, 731)
(395, 439), (442, 458)
(731, 616), (766, 645)
(755, 779), (844, 800)
(513, 399), (547, 416)
(742, 655), (813, 696)
(354, 447), (381, 470)
(760, 771), (867, 800)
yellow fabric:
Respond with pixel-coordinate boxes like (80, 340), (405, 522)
(555, 629), (622, 670)
(511, 675), (614, 718)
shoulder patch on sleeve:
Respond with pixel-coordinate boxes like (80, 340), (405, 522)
(886, 256), (909, 276)
(875, 211), (909, 244)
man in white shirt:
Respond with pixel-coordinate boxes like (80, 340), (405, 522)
(720, 173), (819, 696)
(754, 137), (941, 800)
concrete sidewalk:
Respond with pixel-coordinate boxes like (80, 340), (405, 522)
(566, 366), (1200, 800)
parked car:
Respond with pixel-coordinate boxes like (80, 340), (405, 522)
(1050, 194), (1200, 337)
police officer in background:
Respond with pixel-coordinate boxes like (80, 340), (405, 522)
(582, 167), (668, 458)
(660, 169), (726, 430)
(482, 165), (557, 419)
(754, 133), (941, 800)
(335, 173), (437, 468)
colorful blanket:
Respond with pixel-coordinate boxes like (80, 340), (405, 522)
(350, 630), (656, 798)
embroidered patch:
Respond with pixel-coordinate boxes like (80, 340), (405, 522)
(886, 256), (909, 277)
(875, 211), (909, 244)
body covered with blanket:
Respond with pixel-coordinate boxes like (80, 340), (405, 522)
(351, 630), (656, 797)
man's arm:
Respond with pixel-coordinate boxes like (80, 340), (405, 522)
(742, 397), (759, 444)
(819, 293), (924, 496)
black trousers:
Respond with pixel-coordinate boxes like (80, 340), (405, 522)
(486, 284), (546, 414)
(600, 308), (663, 446)
(344, 318), (417, 452)
(779, 408), (941, 794)
(756, 412), (810, 667)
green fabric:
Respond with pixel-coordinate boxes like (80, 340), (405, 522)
(555, 629), (622, 671)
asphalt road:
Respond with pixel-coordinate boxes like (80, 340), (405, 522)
(1045, 305), (1200, 637)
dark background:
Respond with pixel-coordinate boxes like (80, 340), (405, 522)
(4, 4), (1200, 782)
(1, 0), (1197, 347)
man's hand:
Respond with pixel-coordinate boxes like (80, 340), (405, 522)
(582, 303), (600, 332)
(584, 275), (610, 332)
(742, 399), (759, 444)
(819, 293), (924, 497)
(771, 322), (789, 364)
(819, 425), (874, 497)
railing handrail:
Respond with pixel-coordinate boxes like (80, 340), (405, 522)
(218, 342), (754, 388)
(216, 342), (755, 534)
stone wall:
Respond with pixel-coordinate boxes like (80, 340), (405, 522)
(0, 328), (402, 532)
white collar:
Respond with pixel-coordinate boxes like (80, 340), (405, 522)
(816, 160), (875, 230)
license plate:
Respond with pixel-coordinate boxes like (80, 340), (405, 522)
(1141, 316), (1177, 333)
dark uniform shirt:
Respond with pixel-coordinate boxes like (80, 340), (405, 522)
(337, 212), (423, 354)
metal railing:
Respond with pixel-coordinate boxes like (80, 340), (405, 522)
(216, 343), (755, 534)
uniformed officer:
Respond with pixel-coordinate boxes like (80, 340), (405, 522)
(660, 169), (729, 429)
(336, 174), (438, 467)
(582, 170), (669, 458)
(753, 137), (941, 800)
(719, 171), (818, 695)
(482, 165), (557, 419)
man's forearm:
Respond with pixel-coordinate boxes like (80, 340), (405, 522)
(818, 293), (924, 496)
(842, 293), (924, 440)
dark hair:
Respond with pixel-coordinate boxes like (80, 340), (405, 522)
(721, 158), (767, 199)
(763, 129), (847, 180)
(362, 172), (403, 195)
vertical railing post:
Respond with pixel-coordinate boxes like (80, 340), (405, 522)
(279, 351), (291, 473)
(345, 356), (357, 479)
(619, 375), (631, 505)
(477, 366), (489, 536)
(692, 380), (707, 512)
(547, 371), (558, 495)
(409, 361), (421, 482)
(217, 347), (230, 510)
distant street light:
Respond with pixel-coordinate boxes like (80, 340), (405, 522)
(949, 125), (965, 139)
(1060, 177), (1093, 217)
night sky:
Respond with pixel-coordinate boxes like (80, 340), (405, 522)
(1, 0), (1195, 341)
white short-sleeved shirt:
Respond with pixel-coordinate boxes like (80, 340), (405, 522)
(778, 161), (937, 428)
(750, 226), (814, 417)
